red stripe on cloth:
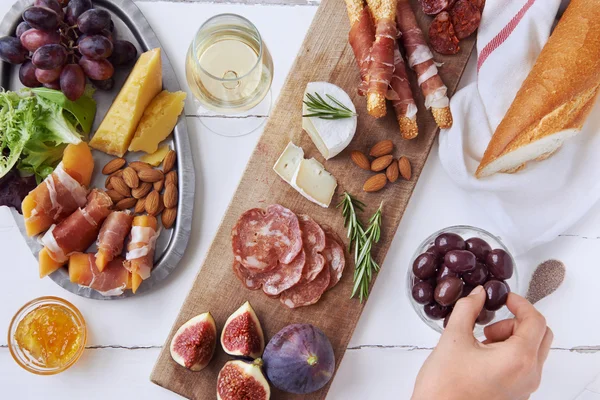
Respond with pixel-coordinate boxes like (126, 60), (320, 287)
(477, 0), (537, 72)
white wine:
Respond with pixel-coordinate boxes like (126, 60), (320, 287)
(186, 17), (273, 113)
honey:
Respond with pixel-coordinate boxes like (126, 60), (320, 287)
(14, 303), (84, 369)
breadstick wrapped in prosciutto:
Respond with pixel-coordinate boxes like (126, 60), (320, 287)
(69, 253), (132, 297)
(22, 142), (94, 237)
(396, 0), (453, 128)
(38, 189), (113, 278)
(365, 0), (397, 118)
(125, 215), (159, 293)
(345, 0), (375, 96)
(96, 211), (134, 272)
(390, 45), (419, 139)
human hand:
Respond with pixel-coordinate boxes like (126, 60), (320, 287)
(412, 286), (553, 400)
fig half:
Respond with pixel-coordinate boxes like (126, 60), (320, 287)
(170, 312), (217, 371)
(217, 359), (270, 400)
(221, 301), (265, 359)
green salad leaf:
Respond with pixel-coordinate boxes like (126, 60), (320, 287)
(31, 86), (96, 134)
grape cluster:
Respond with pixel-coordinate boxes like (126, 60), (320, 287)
(0, 0), (137, 101)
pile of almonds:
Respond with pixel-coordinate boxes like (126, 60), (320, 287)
(102, 150), (178, 229)
(350, 140), (412, 192)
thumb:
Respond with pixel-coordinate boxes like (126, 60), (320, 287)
(444, 285), (486, 337)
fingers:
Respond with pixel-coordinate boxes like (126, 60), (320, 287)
(537, 327), (553, 365)
(483, 318), (515, 344)
(506, 293), (547, 349)
(444, 285), (485, 337)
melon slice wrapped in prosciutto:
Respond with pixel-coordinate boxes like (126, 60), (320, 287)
(96, 211), (134, 272)
(125, 215), (159, 293)
(69, 253), (131, 297)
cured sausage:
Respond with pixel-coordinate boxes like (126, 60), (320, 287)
(280, 265), (331, 309)
(429, 11), (460, 55)
(321, 226), (346, 290)
(231, 204), (303, 272)
(450, 0), (482, 40)
(298, 214), (326, 282)
(469, 0), (485, 12)
(420, 0), (456, 15)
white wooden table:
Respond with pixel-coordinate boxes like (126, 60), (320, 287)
(2, 1), (600, 399)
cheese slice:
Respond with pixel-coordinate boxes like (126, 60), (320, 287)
(273, 142), (304, 183)
(139, 144), (170, 166)
(302, 82), (357, 160)
(291, 158), (337, 208)
(90, 48), (163, 157)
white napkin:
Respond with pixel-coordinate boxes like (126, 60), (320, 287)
(438, 0), (600, 255)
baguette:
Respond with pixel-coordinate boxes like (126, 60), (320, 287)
(476, 0), (600, 178)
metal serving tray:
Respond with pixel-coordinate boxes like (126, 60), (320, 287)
(0, 0), (195, 299)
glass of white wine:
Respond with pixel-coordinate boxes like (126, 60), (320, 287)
(186, 14), (274, 137)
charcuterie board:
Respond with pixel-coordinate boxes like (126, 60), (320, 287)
(150, 0), (475, 397)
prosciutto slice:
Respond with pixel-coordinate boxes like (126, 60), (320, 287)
(366, 16), (397, 118)
(41, 189), (113, 264)
(390, 45), (419, 139)
(69, 253), (130, 297)
(396, 0), (453, 128)
(126, 223), (159, 280)
(96, 211), (134, 272)
(348, 6), (376, 96)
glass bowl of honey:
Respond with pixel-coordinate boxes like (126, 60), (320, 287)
(8, 296), (87, 375)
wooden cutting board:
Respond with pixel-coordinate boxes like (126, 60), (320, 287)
(151, 0), (475, 397)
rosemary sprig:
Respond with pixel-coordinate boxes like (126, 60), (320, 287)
(302, 92), (357, 120)
(337, 192), (383, 302)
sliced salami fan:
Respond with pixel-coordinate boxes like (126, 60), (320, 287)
(232, 261), (262, 290)
(298, 214), (326, 282)
(231, 204), (303, 272)
(420, 0), (456, 15)
(280, 266), (331, 309)
(469, 0), (485, 12)
(450, 0), (482, 40)
(233, 251), (306, 295)
(321, 226), (346, 290)
(429, 11), (460, 55)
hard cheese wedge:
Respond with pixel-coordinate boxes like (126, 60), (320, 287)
(139, 145), (170, 166)
(90, 48), (163, 157)
(273, 142), (304, 183)
(291, 158), (337, 208)
(128, 90), (186, 154)
(302, 82), (357, 160)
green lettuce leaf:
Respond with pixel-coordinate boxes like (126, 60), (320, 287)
(31, 86), (96, 135)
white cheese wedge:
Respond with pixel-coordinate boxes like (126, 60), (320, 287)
(291, 158), (337, 208)
(273, 142), (304, 184)
(302, 82), (357, 160)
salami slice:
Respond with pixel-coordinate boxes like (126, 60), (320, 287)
(450, 0), (481, 40)
(420, 0), (456, 15)
(232, 261), (262, 290)
(321, 226), (346, 290)
(298, 214), (326, 282)
(231, 204), (303, 272)
(233, 250), (306, 295)
(429, 12), (460, 55)
(280, 266), (331, 309)
(469, 0), (485, 12)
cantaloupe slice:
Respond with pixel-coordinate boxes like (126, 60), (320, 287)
(68, 252), (93, 285)
(62, 142), (94, 186)
(39, 247), (64, 278)
(128, 90), (186, 154)
(89, 48), (163, 157)
(131, 272), (143, 294)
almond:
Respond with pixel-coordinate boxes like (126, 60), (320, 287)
(399, 157), (412, 180)
(145, 190), (160, 216)
(363, 173), (387, 192)
(132, 182), (152, 199)
(161, 207), (177, 229)
(122, 167), (139, 189)
(163, 183), (178, 209)
(111, 176), (131, 197)
(106, 189), (125, 203)
(165, 170), (178, 187)
(138, 168), (164, 183)
(386, 159), (399, 183)
(129, 161), (152, 172)
(162, 150), (177, 173)
(105, 170), (122, 189)
(102, 158), (126, 175)
(371, 155), (393, 172)
(116, 197), (137, 210)
(157, 193), (165, 215)
(369, 140), (393, 157)
(350, 151), (370, 170)
(134, 197), (146, 214)
(153, 179), (164, 192)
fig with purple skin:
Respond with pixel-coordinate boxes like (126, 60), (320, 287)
(263, 324), (335, 394)
(217, 359), (270, 400)
(169, 312), (216, 371)
(221, 301), (265, 359)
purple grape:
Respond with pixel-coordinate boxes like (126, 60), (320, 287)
(32, 44), (67, 70)
(16, 22), (31, 38)
(65, 0), (92, 26)
(33, 0), (64, 21)
(35, 65), (63, 83)
(77, 9), (111, 34)
(78, 35), (113, 59)
(79, 56), (114, 80)
(60, 64), (85, 101)
(23, 6), (59, 31)
(108, 40), (137, 65)
(0, 36), (28, 64)
(58, 0), (70, 6)
(43, 80), (60, 90)
(20, 28), (61, 52)
(90, 77), (114, 91)
(19, 61), (42, 87)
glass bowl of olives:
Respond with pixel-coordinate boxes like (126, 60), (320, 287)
(406, 225), (518, 337)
